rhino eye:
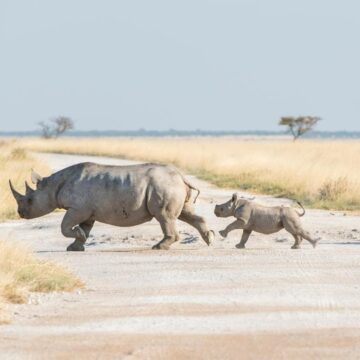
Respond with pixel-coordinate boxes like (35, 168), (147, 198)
(27, 197), (33, 205)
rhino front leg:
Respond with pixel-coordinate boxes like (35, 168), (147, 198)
(152, 218), (179, 250)
(70, 218), (95, 250)
(61, 209), (93, 252)
(235, 229), (252, 249)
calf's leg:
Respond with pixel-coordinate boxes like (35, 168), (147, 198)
(219, 219), (246, 238)
(235, 229), (252, 249)
(282, 216), (319, 249)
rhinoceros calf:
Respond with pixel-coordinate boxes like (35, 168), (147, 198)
(214, 193), (319, 249)
(10, 162), (214, 251)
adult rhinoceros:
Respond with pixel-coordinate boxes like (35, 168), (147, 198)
(9, 162), (214, 251)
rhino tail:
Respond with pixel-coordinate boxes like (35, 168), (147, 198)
(183, 178), (200, 203)
(295, 200), (305, 217)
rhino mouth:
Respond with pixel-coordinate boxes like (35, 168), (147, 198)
(214, 206), (224, 217)
(18, 209), (30, 219)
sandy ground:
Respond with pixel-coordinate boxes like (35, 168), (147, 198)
(1, 152), (360, 359)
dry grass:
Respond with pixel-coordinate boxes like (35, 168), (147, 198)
(0, 140), (50, 220)
(19, 137), (360, 210)
(0, 239), (83, 324)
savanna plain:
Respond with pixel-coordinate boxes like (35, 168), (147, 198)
(1, 137), (360, 359)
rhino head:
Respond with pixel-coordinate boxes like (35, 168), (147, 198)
(9, 170), (57, 219)
(214, 193), (255, 217)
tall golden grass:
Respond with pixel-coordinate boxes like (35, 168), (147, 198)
(19, 137), (360, 210)
(0, 239), (83, 324)
(0, 140), (50, 220)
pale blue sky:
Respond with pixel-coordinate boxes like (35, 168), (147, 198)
(1, 0), (359, 131)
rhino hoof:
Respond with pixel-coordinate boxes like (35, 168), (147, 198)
(219, 230), (227, 238)
(312, 238), (321, 248)
(235, 243), (245, 249)
(67, 243), (85, 252)
(152, 243), (170, 250)
(205, 230), (215, 246)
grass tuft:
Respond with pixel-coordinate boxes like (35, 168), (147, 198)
(0, 141), (50, 220)
(0, 240), (83, 324)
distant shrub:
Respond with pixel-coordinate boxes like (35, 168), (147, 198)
(38, 116), (74, 139)
(318, 177), (348, 201)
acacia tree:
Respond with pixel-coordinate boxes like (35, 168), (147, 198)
(279, 116), (321, 141)
(38, 117), (74, 139)
(37, 121), (53, 139)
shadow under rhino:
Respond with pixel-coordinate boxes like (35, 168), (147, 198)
(9, 162), (214, 251)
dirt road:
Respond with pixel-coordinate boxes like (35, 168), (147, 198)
(1, 153), (360, 359)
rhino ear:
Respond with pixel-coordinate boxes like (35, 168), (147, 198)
(231, 193), (238, 202)
(31, 169), (43, 185)
(240, 195), (255, 201)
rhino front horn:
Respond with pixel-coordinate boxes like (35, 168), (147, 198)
(9, 180), (23, 202)
(25, 181), (34, 195)
(31, 169), (43, 185)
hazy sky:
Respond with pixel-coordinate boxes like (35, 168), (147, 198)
(1, 0), (360, 131)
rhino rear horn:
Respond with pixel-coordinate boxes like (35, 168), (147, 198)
(31, 169), (43, 185)
(25, 181), (34, 195)
(9, 180), (24, 202)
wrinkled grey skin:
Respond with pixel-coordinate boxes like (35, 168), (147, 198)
(9, 162), (214, 251)
(214, 193), (319, 249)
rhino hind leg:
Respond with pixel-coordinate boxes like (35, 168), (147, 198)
(152, 218), (179, 250)
(300, 230), (320, 248)
(290, 234), (302, 249)
(283, 216), (319, 248)
(61, 209), (93, 251)
(178, 205), (214, 246)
